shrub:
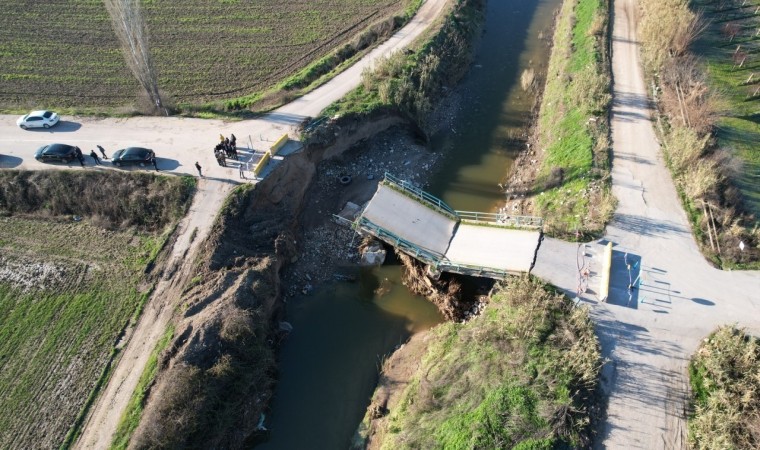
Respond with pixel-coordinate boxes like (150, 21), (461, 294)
(689, 327), (760, 449)
(0, 171), (195, 231)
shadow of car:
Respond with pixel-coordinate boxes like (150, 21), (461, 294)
(25, 121), (82, 133)
(112, 147), (156, 167)
(0, 154), (23, 168)
(34, 143), (78, 163)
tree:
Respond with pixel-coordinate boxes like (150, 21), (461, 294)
(104, 0), (166, 115)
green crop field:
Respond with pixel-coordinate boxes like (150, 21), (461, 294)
(693, 0), (760, 217)
(0, 218), (165, 449)
(0, 171), (194, 449)
(0, 0), (411, 112)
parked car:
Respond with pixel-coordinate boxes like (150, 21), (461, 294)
(17, 110), (60, 129)
(34, 143), (77, 163)
(111, 147), (155, 167)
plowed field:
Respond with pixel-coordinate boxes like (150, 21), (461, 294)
(0, 0), (409, 110)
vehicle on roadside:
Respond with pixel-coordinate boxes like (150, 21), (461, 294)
(34, 143), (77, 163)
(17, 110), (60, 129)
(111, 147), (156, 167)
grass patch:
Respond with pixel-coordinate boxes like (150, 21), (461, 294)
(371, 277), (601, 449)
(109, 325), (174, 450)
(533, 0), (613, 238)
(688, 326), (760, 449)
(0, 220), (162, 449)
(0, 171), (195, 232)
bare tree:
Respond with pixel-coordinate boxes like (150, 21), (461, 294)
(104, 0), (166, 115)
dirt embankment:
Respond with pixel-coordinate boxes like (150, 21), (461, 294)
(130, 112), (441, 448)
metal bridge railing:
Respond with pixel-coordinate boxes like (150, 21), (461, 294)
(456, 211), (544, 229)
(356, 217), (445, 267)
(334, 215), (516, 280)
(383, 172), (458, 218)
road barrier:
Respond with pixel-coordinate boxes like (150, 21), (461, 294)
(599, 242), (613, 301)
(253, 152), (271, 177)
(269, 134), (289, 156)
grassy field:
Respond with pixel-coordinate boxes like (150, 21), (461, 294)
(0, 172), (193, 449)
(364, 277), (601, 449)
(532, 0), (613, 238)
(0, 0), (413, 114)
(688, 326), (760, 449)
(692, 0), (760, 217)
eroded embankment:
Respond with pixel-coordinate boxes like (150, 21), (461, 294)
(127, 112), (424, 448)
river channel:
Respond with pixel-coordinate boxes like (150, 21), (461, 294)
(257, 0), (560, 448)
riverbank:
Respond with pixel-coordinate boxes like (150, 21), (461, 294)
(503, 0), (614, 240)
(360, 277), (601, 448)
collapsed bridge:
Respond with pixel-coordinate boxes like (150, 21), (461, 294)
(340, 173), (544, 279)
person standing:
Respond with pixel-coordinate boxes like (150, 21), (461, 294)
(239, 162), (245, 179)
(75, 147), (85, 167)
(195, 161), (203, 177)
(219, 133), (225, 143)
(97, 145), (108, 159)
(151, 156), (159, 171)
(230, 134), (236, 148)
(89, 150), (101, 165)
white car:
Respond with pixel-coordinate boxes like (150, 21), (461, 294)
(17, 110), (60, 129)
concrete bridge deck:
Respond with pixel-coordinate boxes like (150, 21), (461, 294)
(354, 177), (543, 278)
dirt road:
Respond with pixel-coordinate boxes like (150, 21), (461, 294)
(0, 0), (447, 181)
(47, 0), (448, 449)
(534, 0), (760, 448)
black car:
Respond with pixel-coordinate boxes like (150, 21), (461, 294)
(111, 147), (155, 167)
(34, 143), (77, 163)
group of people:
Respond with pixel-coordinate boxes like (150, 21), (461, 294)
(72, 145), (108, 167)
(214, 134), (238, 166)
(69, 145), (158, 171)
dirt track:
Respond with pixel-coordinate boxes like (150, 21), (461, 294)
(534, 0), (760, 448)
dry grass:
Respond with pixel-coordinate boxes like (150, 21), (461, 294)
(0, 171), (195, 231)
(638, 0), (760, 268)
(689, 327), (760, 449)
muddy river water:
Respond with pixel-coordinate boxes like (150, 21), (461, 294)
(257, 0), (560, 448)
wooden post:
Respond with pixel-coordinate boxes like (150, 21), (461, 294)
(708, 203), (721, 255)
(702, 201), (716, 252)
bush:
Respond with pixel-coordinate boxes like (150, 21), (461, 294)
(375, 277), (601, 449)
(689, 327), (760, 449)
(327, 0), (485, 133)
(0, 171), (195, 231)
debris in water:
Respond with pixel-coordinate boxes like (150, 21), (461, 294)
(256, 413), (267, 431)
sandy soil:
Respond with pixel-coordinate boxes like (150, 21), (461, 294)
(362, 331), (432, 450)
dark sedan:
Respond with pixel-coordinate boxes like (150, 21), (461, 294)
(111, 147), (155, 167)
(34, 143), (77, 163)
